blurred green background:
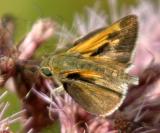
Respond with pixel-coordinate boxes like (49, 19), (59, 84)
(0, 0), (149, 132)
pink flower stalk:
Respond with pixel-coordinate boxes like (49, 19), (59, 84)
(130, 1), (160, 75)
(18, 19), (55, 61)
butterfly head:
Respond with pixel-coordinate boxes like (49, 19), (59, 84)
(40, 66), (53, 77)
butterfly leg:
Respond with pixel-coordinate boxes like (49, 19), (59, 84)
(51, 84), (65, 95)
(51, 77), (65, 96)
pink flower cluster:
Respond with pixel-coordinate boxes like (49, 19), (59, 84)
(1, 1), (160, 133)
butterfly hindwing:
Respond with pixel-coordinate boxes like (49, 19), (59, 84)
(63, 79), (124, 116)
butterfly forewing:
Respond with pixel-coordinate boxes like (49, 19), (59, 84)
(67, 15), (138, 64)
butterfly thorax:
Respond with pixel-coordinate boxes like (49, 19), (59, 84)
(41, 53), (103, 77)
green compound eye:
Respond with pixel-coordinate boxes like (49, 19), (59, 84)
(40, 67), (53, 77)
